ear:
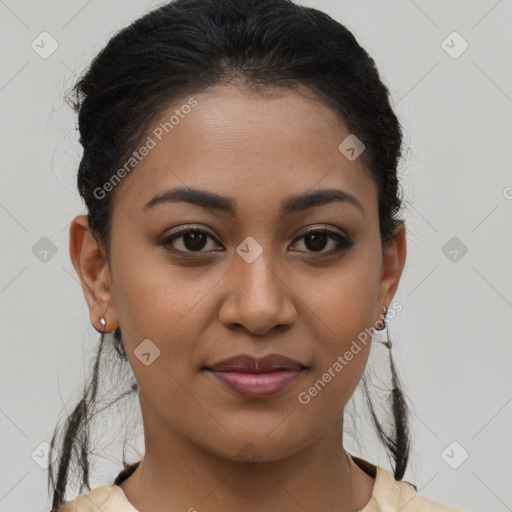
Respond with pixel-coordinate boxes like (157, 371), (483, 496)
(376, 221), (406, 321)
(69, 215), (118, 333)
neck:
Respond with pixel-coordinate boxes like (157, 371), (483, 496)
(119, 410), (375, 512)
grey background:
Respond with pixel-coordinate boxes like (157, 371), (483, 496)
(0, 1), (511, 511)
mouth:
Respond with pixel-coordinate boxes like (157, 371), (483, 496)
(204, 354), (308, 398)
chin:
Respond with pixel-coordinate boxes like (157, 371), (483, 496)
(197, 426), (313, 463)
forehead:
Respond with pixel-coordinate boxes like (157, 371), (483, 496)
(112, 85), (377, 222)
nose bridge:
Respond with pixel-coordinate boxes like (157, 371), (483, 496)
(236, 240), (280, 297)
(219, 237), (296, 334)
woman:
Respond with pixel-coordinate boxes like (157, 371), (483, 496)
(48, 0), (464, 510)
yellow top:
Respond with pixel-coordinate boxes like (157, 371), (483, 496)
(58, 458), (464, 512)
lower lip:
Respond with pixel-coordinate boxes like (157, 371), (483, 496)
(207, 369), (305, 398)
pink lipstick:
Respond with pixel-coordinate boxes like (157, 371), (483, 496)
(205, 354), (307, 398)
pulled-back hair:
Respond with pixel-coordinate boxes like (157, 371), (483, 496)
(48, 1), (411, 510)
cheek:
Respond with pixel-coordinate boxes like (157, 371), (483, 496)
(110, 258), (216, 412)
(294, 294), (373, 420)
(292, 256), (380, 406)
(111, 235), (217, 337)
(296, 253), (380, 345)
(110, 250), (223, 392)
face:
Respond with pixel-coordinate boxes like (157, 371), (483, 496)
(70, 85), (406, 463)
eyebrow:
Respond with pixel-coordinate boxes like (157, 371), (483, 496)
(143, 186), (365, 216)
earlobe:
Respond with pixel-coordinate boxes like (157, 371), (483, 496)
(69, 214), (118, 332)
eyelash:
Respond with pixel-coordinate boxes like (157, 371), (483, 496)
(159, 225), (354, 258)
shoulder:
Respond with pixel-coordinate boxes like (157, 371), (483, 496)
(57, 464), (466, 512)
(368, 465), (465, 512)
(57, 485), (138, 512)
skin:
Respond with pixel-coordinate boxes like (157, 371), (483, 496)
(69, 84), (406, 512)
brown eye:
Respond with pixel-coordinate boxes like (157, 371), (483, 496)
(160, 227), (223, 254)
(304, 232), (329, 252)
(160, 226), (353, 258)
(290, 229), (354, 256)
(179, 231), (209, 251)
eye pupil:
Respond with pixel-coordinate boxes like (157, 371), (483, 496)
(305, 233), (328, 252)
(184, 232), (208, 251)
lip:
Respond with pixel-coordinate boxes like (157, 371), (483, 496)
(204, 354), (308, 398)
(207, 353), (306, 372)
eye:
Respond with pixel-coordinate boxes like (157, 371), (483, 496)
(160, 226), (223, 255)
(160, 225), (354, 257)
(289, 228), (354, 256)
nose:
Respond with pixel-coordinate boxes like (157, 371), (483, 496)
(218, 248), (297, 337)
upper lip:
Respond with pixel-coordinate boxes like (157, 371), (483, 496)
(206, 354), (307, 373)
